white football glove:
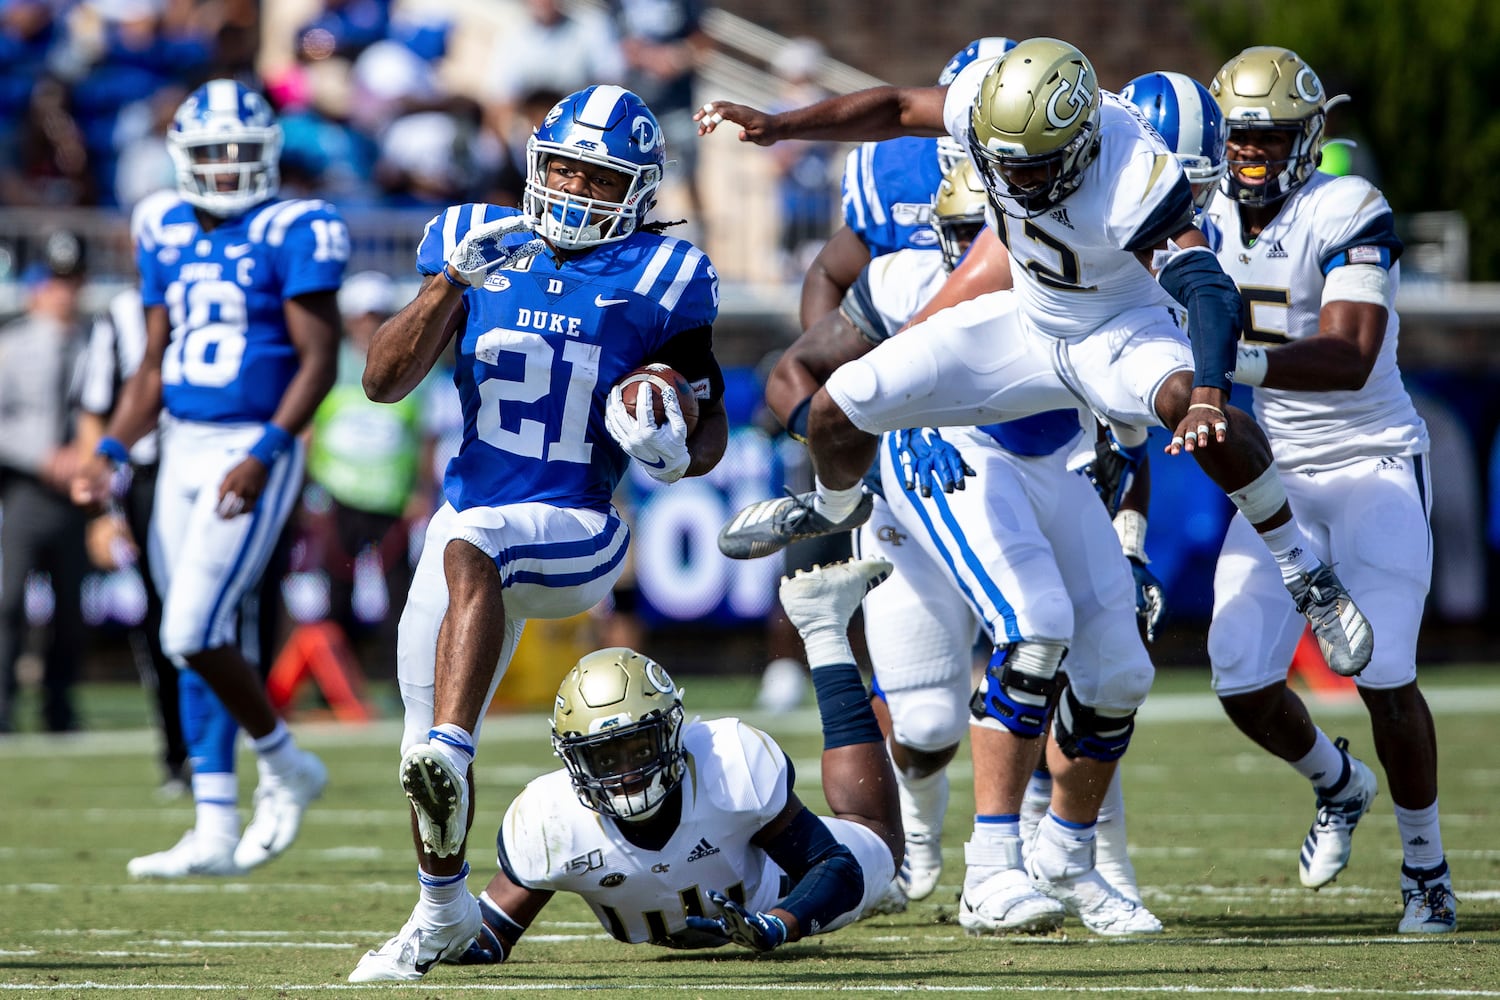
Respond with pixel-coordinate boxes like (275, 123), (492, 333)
(605, 382), (691, 483)
(445, 215), (543, 287)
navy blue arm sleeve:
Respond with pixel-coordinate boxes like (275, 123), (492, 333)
(760, 805), (865, 934)
(1157, 248), (1243, 393)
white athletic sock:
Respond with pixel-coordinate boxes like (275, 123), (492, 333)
(812, 477), (863, 522)
(1030, 812), (1098, 882)
(427, 723), (477, 773)
(1394, 800), (1445, 871)
(251, 721), (302, 776)
(1257, 519), (1322, 585)
(1291, 731), (1349, 793)
(192, 772), (240, 840)
(897, 766), (948, 832)
(417, 862), (472, 924)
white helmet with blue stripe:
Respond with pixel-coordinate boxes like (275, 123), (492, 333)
(167, 79), (283, 218)
(1120, 71), (1227, 211)
(937, 36), (1018, 173)
(525, 85), (666, 250)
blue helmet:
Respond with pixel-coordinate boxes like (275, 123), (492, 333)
(937, 37), (1018, 172)
(525, 85), (666, 249)
(166, 79), (282, 218)
(1119, 71), (1226, 212)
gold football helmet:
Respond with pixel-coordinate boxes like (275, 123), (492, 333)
(552, 647), (685, 819)
(931, 158), (989, 272)
(1210, 46), (1329, 206)
(966, 37), (1101, 218)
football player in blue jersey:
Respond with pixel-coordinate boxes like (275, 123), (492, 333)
(349, 84), (728, 981)
(73, 80), (341, 877)
(1119, 71), (1228, 250)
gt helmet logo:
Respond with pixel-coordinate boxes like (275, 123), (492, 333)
(1046, 67), (1095, 129)
(645, 661), (674, 695)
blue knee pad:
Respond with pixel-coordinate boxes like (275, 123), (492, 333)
(1053, 685), (1135, 762)
(179, 667), (239, 776)
(969, 641), (1067, 739)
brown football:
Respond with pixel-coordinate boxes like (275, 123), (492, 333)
(618, 364), (699, 433)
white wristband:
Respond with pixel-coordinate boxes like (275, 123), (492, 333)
(1113, 509), (1149, 563)
(1234, 345), (1268, 387)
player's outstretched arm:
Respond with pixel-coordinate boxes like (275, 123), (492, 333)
(799, 226), (872, 328)
(696, 86), (948, 145)
(454, 869), (553, 965)
(364, 274), (467, 403)
(766, 309), (870, 433)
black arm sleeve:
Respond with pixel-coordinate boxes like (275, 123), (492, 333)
(645, 325), (724, 403)
(760, 805), (866, 934)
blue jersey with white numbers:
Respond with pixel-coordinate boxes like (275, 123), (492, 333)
(137, 196), (347, 423)
(418, 204), (720, 513)
(841, 136), (945, 257)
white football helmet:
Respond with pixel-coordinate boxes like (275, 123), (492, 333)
(936, 36), (1018, 174)
(552, 647), (686, 820)
(166, 79), (282, 218)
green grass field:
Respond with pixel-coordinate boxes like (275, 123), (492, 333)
(2, 667), (1497, 998)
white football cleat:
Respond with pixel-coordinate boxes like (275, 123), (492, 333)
(958, 837), (1064, 935)
(1398, 864), (1458, 934)
(1299, 744), (1378, 889)
(896, 769), (947, 901)
(862, 877), (910, 918)
(349, 896), (482, 982)
(777, 557), (892, 636)
(1289, 564), (1373, 678)
(234, 749), (328, 871)
(401, 743), (470, 858)
(959, 866), (1065, 935)
(128, 829), (241, 879)
(1029, 862), (1163, 936)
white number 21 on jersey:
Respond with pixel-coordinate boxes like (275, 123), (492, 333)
(474, 328), (600, 463)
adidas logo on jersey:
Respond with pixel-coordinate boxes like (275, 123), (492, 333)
(1049, 207), (1074, 229)
(686, 838), (721, 862)
(1376, 456), (1403, 472)
(1267, 240), (1288, 258)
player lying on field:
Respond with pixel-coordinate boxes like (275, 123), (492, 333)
(454, 558), (903, 964)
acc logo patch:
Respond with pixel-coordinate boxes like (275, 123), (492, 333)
(599, 872), (627, 887)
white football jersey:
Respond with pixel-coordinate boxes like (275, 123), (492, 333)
(943, 64), (1191, 340)
(500, 718), (790, 947)
(863, 248), (947, 330)
(1205, 171), (1429, 470)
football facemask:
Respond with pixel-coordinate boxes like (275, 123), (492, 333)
(552, 647), (685, 819)
(167, 79), (282, 218)
(525, 85), (665, 249)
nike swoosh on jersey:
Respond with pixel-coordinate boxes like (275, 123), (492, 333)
(640, 455), (667, 469)
(225, 244), (253, 258)
(595, 294), (629, 307)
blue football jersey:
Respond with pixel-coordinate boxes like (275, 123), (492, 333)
(417, 204), (720, 513)
(137, 196), (348, 423)
(841, 136), (945, 257)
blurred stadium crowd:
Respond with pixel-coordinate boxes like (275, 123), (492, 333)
(0, 1), (1497, 748)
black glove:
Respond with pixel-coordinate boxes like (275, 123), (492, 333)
(1085, 431), (1148, 518)
(1129, 555), (1165, 643)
